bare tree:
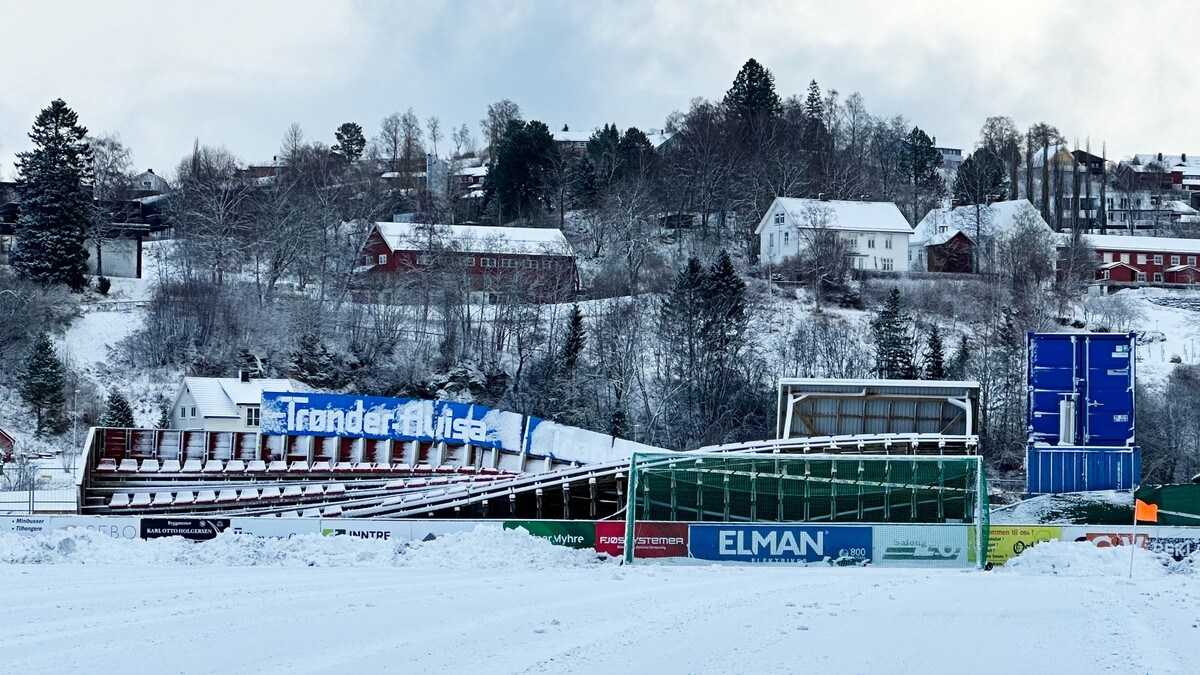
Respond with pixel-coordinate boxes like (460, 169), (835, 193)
(376, 112), (404, 172)
(426, 116), (442, 157)
(787, 202), (851, 311)
(481, 99), (521, 161)
(87, 133), (135, 276)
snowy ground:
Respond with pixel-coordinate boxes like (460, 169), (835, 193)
(1, 527), (1197, 675)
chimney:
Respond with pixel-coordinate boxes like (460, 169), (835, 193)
(239, 370), (250, 383)
(1158, 152), (1163, 162)
(818, 192), (828, 201)
(1184, 153), (1188, 163)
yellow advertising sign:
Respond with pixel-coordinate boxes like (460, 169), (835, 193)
(969, 526), (1062, 565)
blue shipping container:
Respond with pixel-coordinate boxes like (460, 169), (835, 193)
(1025, 444), (1140, 495)
(1026, 332), (1136, 447)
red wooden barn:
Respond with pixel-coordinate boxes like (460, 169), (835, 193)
(358, 222), (578, 301)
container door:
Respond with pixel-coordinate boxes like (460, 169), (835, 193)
(1083, 335), (1135, 446)
(1027, 334), (1077, 445)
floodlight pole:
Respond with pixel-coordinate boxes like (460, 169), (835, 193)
(72, 389), (80, 453)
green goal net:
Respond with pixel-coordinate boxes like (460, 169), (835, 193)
(624, 452), (988, 567)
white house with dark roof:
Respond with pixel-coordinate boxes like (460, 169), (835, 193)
(755, 197), (913, 271)
(169, 375), (308, 433)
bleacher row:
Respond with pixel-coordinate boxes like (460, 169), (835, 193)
(102, 472), (512, 511)
(95, 458), (519, 477)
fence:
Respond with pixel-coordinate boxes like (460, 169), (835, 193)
(0, 457), (80, 514)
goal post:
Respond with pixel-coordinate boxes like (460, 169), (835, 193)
(624, 452), (988, 567)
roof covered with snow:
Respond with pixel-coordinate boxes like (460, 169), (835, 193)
(1083, 233), (1200, 254)
(756, 197), (911, 235)
(1131, 153), (1200, 170)
(182, 377), (306, 419)
(913, 199), (1048, 245)
(374, 222), (573, 256)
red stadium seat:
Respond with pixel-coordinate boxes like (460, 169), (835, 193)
(333, 462), (356, 473)
(195, 490), (217, 505)
(238, 488), (259, 502)
(202, 460), (224, 473)
(139, 459), (161, 473)
(266, 460), (288, 473)
(310, 460), (332, 472)
(325, 483), (347, 496)
(414, 464), (434, 474)
(351, 462), (376, 472)
(260, 486), (282, 500)
(435, 465), (456, 474)
(117, 459), (139, 472)
(96, 458), (118, 472)
(281, 486), (303, 500)
(152, 492), (173, 507)
(130, 493), (152, 507)
(246, 460), (267, 473)
(224, 459), (246, 473)
(174, 491), (195, 506)
(302, 485), (324, 498)
(288, 461), (309, 472)
(322, 505), (343, 517)
(160, 459), (182, 473)
(391, 463), (413, 473)
(109, 493), (131, 508)
(216, 489), (238, 503)
(181, 459), (203, 473)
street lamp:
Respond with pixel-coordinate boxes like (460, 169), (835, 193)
(72, 389), (80, 451)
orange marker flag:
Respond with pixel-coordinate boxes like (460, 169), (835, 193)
(1135, 499), (1158, 523)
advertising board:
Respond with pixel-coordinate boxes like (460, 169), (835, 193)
(972, 526), (1062, 565)
(260, 391), (524, 451)
(51, 516), (141, 539)
(320, 520), (411, 541)
(0, 515), (55, 535)
(871, 526), (970, 567)
(503, 521), (596, 549)
(1064, 526), (1200, 561)
(140, 518), (231, 541)
(688, 524), (871, 564)
(594, 521), (689, 558)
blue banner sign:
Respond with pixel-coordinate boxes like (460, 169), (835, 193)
(688, 524), (872, 564)
(260, 392), (525, 450)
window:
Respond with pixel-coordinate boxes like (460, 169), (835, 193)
(1102, 270), (1110, 280)
(1154, 254), (1164, 265)
(1137, 272), (1147, 281)
(1137, 254), (1147, 265)
(844, 237), (858, 251)
(1153, 272), (1163, 282)
(525, 259), (536, 268)
(480, 257), (496, 267)
(769, 233), (775, 248)
(880, 258), (894, 271)
(1103, 252), (1113, 263)
(867, 238), (876, 249)
(1171, 255), (1181, 266)
(542, 260), (557, 269)
(1120, 253), (1130, 263)
(884, 237), (893, 250)
(501, 258), (518, 268)
(1190, 256), (1197, 266)
(465, 256), (475, 267)
(783, 231), (789, 246)
(377, 253), (387, 265)
(773, 212), (785, 225)
(416, 254), (431, 265)
(190, 406), (197, 418)
(246, 406), (260, 427)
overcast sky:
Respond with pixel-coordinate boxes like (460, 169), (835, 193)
(2, 0), (1198, 180)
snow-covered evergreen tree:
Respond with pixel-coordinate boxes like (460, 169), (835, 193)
(100, 388), (136, 428)
(19, 333), (66, 434)
(561, 304), (586, 373)
(924, 323), (946, 380)
(871, 288), (917, 379)
(11, 99), (93, 291)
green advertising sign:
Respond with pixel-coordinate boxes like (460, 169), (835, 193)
(503, 520), (595, 549)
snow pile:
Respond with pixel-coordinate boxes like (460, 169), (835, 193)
(1002, 540), (1179, 577)
(0, 525), (601, 569)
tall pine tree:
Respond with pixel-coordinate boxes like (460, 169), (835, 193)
(19, 333), (67, 434)
(723, 58), (782, 123)
(12, 99), (93, 291)
(871, 288), (917, 379)
(561, 304), (586, 372)
(924, 324), (946, 380)
(100, 387), (136, 428)
(901, 126), (944, 224)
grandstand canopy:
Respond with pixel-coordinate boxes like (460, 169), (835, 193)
(776, 379), (980, 440)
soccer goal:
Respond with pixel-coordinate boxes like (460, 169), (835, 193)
(623, 452), (988, 567)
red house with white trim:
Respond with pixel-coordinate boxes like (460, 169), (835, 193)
(1087, 234), (1200, 285)
(358, 222), (578, 301)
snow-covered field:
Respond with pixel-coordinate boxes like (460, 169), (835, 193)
(1, 527), (1198, 674)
